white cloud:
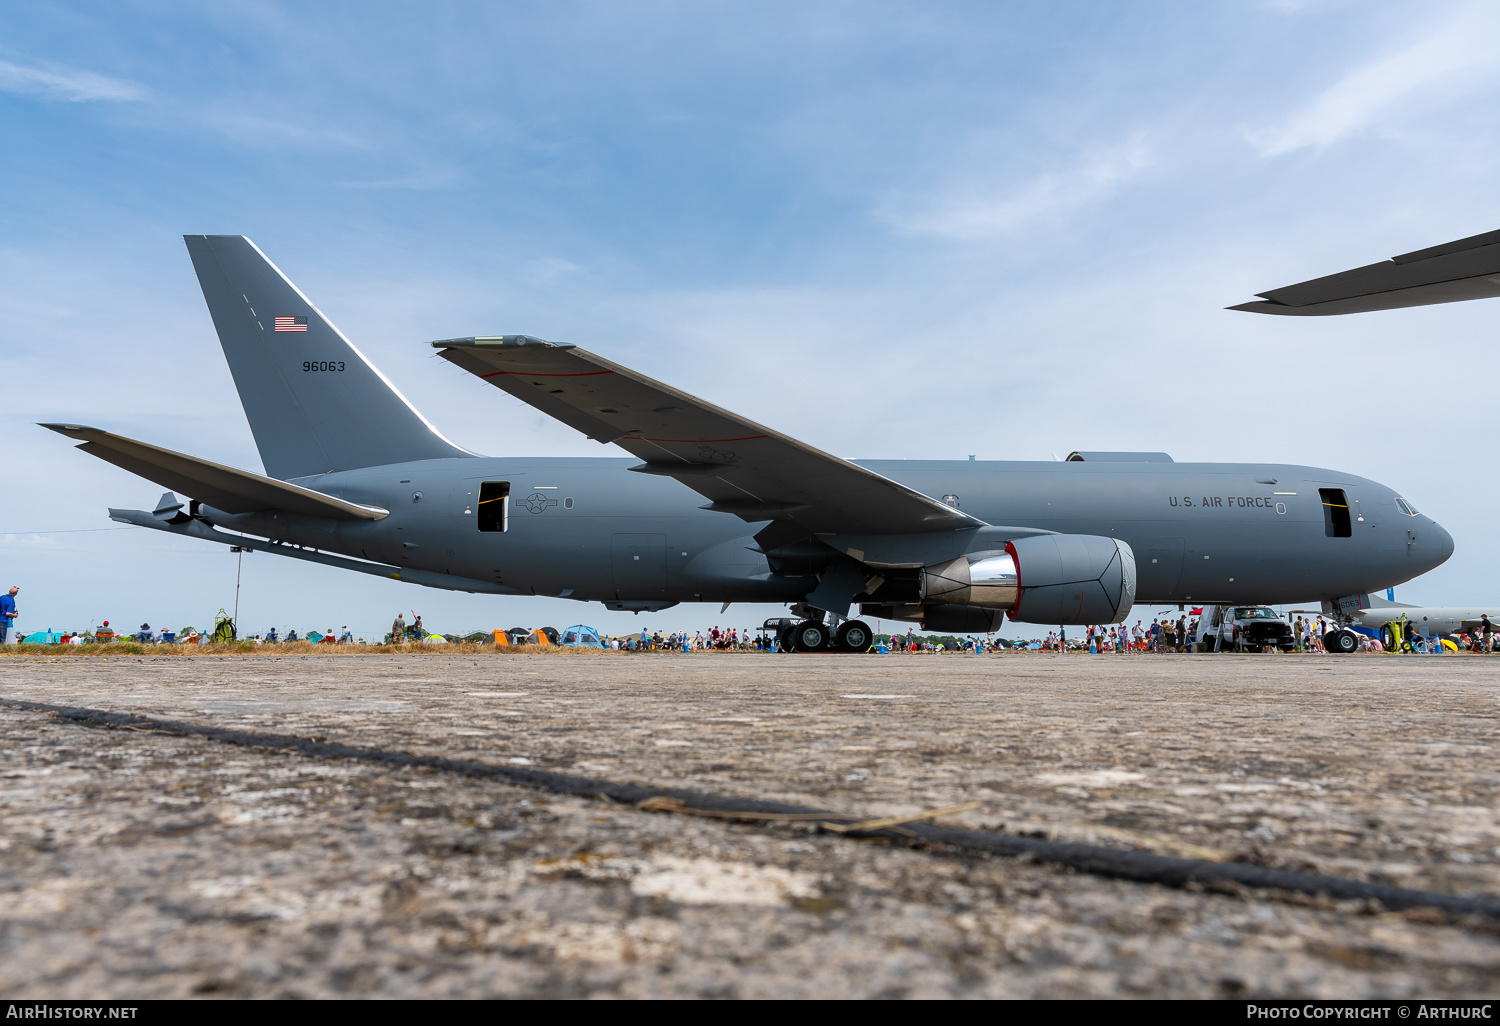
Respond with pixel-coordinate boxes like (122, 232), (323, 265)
(522, 257), (583, 282)
(880, 136), (1152, 241)
(1246, 10), (1500, 157)
(198, 108), (368, 150)
(1254, 0), (1342, 11)
(337, 168), (461, 190)
(0, 58), (146, 102)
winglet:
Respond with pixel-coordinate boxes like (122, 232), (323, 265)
(39, 422), (95, 436)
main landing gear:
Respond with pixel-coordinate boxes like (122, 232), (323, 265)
(780, 618), (874, 653)
(835, 619), (872, 652)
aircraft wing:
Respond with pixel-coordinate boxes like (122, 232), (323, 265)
(431, 336), (979, 536)
(1231, 228), (1500, 315)
(40, 424), (388, 521)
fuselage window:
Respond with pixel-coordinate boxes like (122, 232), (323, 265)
(1319, 488), (1352, 538)
(1395, 497), (1419, 517)
(478, 482), (510, 532)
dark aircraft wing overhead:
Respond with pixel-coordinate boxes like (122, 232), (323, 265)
(40, 424), (388, 521)
(1231, 228), (1500, 315)
(432, 337), (979, 536)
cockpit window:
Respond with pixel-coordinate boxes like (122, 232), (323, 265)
(1395, 497), (1419, 516)
(1235, 607), (1277, 620)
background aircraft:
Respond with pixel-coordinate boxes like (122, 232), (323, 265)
(1232, 227), (1500, 316)
(1348, 594), (1497, 637)
(1237, 225), (1500, 641)
(45, 235), (1452, 651)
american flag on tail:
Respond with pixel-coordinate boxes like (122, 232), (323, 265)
(274, 316), (308, 332)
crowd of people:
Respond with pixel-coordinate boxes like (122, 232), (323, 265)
(5, 581), (1495, 656)
(605, 626), (769, 651)
(1069, 616), (1206, 654)
(1043, 615), (1323, 653)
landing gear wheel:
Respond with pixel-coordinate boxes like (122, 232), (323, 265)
(776, 627), (795, 653)
(834, 620), (873, 653)
(790, 621), (829, 652)
(1328, 628), (1359, 654)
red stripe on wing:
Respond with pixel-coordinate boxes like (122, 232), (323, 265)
(479, 370), (615, 379)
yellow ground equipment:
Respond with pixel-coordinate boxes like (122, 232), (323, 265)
(209, 608), (236, 644)
(1379, 620), (1459, 653)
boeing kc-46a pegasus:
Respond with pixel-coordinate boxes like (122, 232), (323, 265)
(43, 236), (1452, 652)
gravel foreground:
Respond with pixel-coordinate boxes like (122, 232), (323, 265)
(3, 651), (1499, 999)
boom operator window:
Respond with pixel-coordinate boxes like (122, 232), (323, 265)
(478, 482), (510, 532)
(1319, 488), (1352, 538)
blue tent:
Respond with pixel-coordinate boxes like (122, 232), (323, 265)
(559, 625), (604, 648)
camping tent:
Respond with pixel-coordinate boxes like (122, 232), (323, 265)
(560, 625), (604, 648)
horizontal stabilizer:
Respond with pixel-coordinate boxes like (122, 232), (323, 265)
(108, 506), (510, 593)
(1232, 228), (1500, 315)
(41, 424), (388, 521)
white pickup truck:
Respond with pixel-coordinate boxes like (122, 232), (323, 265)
(1195, 605), (1297, 652)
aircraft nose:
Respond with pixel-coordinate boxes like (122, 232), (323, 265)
(1430, 519), (1455, 566)
(1403, 515), (1455, 577)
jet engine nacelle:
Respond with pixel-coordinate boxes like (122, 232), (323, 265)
(920, 535), (1136, 625)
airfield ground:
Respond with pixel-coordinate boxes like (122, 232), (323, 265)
(3, 651), (1500, 999)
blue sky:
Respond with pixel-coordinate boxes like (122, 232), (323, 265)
(4, 0), (1500, 639)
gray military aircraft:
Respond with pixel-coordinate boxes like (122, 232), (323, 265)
(42, 235), (1452, 652)
(1346, 595), (1498, 638)
(1231, 225), (1500, 316)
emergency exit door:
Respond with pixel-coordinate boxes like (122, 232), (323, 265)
(611, 533), (667, 598)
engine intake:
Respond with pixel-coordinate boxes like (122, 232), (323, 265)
(1006, 535), (1135, 625)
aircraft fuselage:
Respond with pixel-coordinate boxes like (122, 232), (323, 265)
(203, 456), (1451, 610)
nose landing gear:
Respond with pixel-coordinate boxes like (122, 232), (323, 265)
(1324, 628), (1360, 654)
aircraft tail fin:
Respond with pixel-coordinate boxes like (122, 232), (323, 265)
(184, 235), (470, 480)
